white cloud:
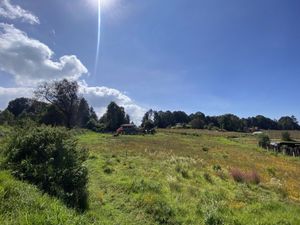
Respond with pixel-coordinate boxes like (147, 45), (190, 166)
(0, 19), (145, 123)
(79, 82), (146, 124)
(0, 83), (146, 125)
(0, 0), (39, 24)
(0, 23), (88, 86)
(0, 86), (33, 110)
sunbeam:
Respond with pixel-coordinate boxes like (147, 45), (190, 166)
(94, 0), (101, 76)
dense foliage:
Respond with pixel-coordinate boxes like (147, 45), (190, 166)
(99, 102), (130, 131)
(0, 79), (299, 132)
(258, 134), (271, 148)
(141, 110), (300, 132)
(4, 126), (89, 211)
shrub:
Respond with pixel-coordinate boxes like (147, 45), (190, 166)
(204, 213), (224, 225)
(202, 147), (209, 152)
(213, 165), (222, 171)
(175, 164), (190, 179)
(169, 182), (182, 193)
(140, 194), (177, 225)
(257, 134), (270, 148)
(215, 170), (228, 181)
(204, 173), (213, 184)
(245, 170), (260, 185)
(103, 166), (113, 174)
(267, 167), (276, 177)
(230, 168), (244, 183)
(281, 132), (293, 142)
(230, 168), (260, 185)
(4, 126), (89, 211)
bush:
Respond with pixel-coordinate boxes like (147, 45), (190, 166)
(4, 126), (89, 211)
(204, 173), (213, 184)
(202, 147), (209, 152)
(140, 194), (178, 225)
(86, 119), (105, 133)
(229, 168), (244, 183)
(229, 168), (260, 185)
(281, 132), (293, 142)
(257, 134), (270, 149)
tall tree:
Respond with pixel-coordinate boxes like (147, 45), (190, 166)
(100, 102), (127, 131)
(190, 112), (206, 129)
(141, 109), (154, 127)
(278, 116), (300, 130)
(34, 79), (79, 128)
(89, 107), (98, 121)
(77, 98), (90, 128)
(7, 98), (32, 117)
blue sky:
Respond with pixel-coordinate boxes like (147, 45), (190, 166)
(0, 0), (300, 123)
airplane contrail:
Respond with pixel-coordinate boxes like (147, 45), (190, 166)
(94, 0), (101, 76)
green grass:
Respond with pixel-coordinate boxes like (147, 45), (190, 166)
(1, 129), (300, 224)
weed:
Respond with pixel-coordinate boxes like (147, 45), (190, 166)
(267, 167), (276, 177)
(216, 170), (228, 181)
(213, 165), (222, 171)
(202, 147), (209, 152)
(140, 194), (178, 225)
(204, 173), (213, 184)
(175, 164), (190, 179)
(130, 179), (162, 193)
(103, 166), (113, 174)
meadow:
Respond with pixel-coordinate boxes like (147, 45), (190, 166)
(1, 128), (300, 224)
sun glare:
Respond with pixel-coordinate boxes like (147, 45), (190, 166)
(87, 0), (117, 10)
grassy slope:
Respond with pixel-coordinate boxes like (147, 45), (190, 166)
(1, 128), (300, 224)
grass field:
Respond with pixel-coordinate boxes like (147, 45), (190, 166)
(1, 128), (300, 224)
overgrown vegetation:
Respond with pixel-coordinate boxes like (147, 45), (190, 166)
(3, 126), (89, 211)
(281, 131), (293, 141)
(258, 133), (271, 148)
(0, 79), (130, 132)
(0, 129), (300, 224)
(230, 168), (261, 184)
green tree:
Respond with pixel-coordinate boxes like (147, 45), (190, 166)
(189, 112), (206, 129)
(41, 105), (65, 126)
(141, 110), (154, 128)
(278, 116), (300, 130)
(217, 114), (243, 131)
(77, 98), (90, 128)
(100, 102), (127, 131)
(7, 97), (31, 117)
(35, 79), (80, 128)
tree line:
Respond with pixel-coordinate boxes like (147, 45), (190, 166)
(141, 110), (300, 132)
(0, 79), (299, 132)
(0, 79), (130, 132)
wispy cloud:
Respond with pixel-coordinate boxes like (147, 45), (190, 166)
(0, 23), (88, 86)
(0, 0), (39, 24)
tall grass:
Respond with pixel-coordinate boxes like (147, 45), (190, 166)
(230, 168), (261, 184)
